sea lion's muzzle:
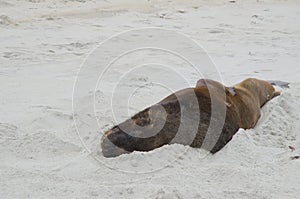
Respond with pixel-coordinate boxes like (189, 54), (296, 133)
(101, 128), (132, 158)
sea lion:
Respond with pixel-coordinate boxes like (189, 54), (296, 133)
(101, 78), (283, 158)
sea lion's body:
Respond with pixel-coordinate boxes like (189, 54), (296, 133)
(101, 78), (281, 157)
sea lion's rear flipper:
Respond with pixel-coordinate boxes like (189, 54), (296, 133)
(273, 91), (281, 98)
(268, 80), (290, 88)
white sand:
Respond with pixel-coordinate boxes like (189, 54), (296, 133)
(1, 0), (300, 198)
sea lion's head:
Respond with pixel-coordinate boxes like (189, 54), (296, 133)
(101, 101), (181, 158)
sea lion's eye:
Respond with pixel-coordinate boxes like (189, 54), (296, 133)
(135, 117), (151, 126)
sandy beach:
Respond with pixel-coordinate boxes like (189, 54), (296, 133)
(1, 0), (300, 198)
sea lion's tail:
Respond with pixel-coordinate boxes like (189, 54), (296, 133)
(267, 80), (290, 88)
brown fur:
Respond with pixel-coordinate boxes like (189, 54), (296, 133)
(101, 78), (280, 157)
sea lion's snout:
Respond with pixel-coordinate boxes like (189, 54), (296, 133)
(101, 128), (133, 158)
(100, 106), (169, 157)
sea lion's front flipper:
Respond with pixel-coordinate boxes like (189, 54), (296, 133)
(268, 80), (290, 88)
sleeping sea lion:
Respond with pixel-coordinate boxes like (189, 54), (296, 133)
(101, 78), (284, 158)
